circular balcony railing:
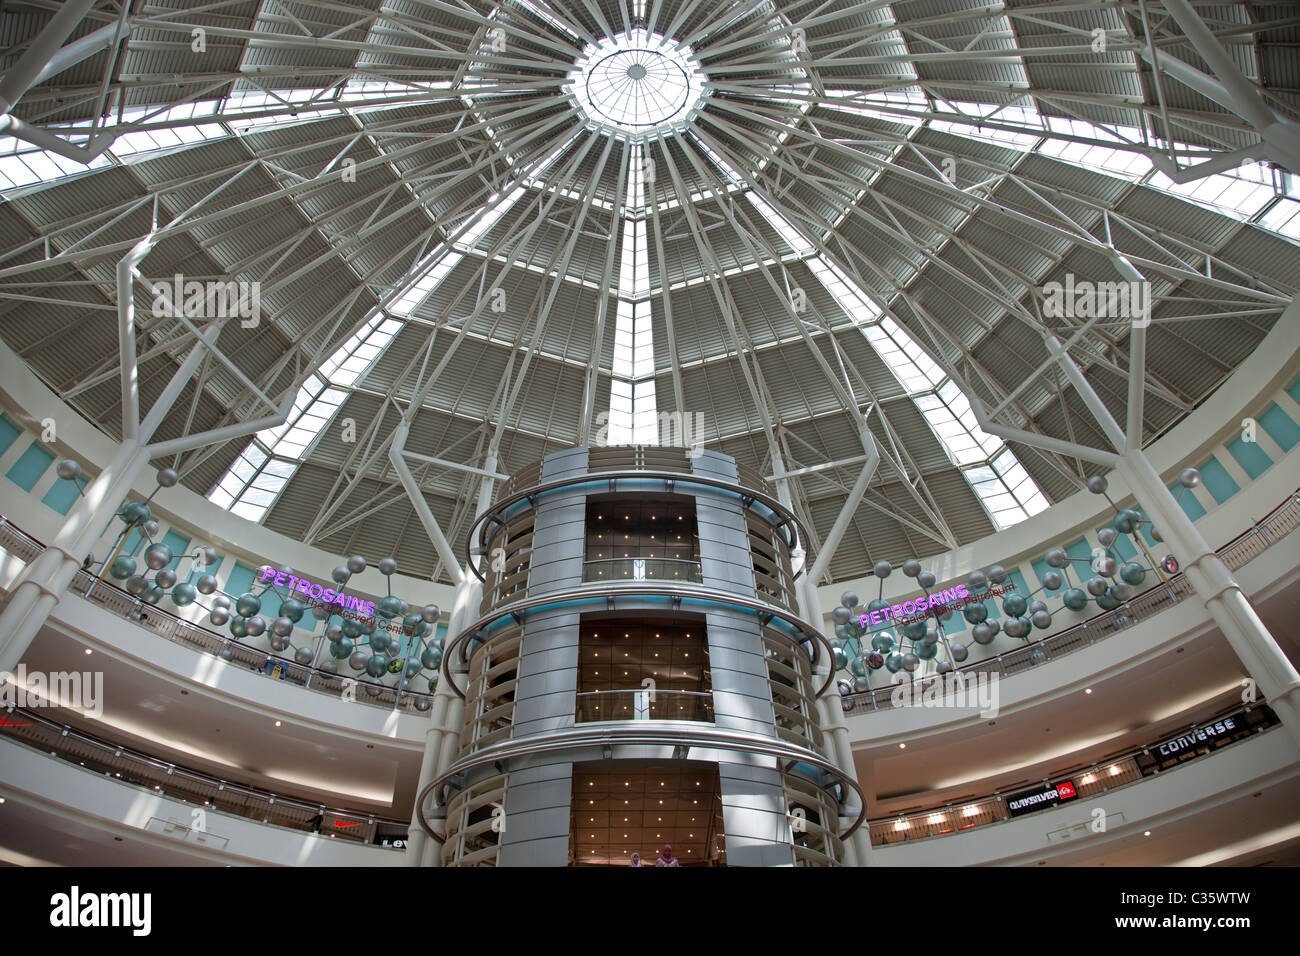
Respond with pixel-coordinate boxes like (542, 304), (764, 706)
(576, 688), (714, 723)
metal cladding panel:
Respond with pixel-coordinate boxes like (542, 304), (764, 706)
(497, 760), (575, 867)
(716, 754), (794, 867)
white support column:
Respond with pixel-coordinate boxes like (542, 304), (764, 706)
(0, 439), (150, 673)
(774, 439), (877, 866)
(1113, 451), (1300, 747)
(973, 313), (1300, 752)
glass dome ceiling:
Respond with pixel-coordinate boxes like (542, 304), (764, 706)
(569, 30), (707, 135)
(0, 0), (1296, 583)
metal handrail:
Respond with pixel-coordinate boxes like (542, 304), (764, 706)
(575, 688), (715, 723)
(0, 516), (434, 715)
(868, 700), (1279, 846)
(845, 488), (1300, 712)
(581, 557), (704, 583)
(0, 704), (409, 846)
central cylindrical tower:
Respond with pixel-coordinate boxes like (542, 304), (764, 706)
(419, 445), (862, 866)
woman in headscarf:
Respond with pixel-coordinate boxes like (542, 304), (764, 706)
(655, 844), (678, 867)
(629, 852), (643, 867)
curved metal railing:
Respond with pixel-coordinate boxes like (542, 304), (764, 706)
(0, 516), (435, 715)
(868, 700), (1279, 847)
(843, 488), (1300, 712)
(0, 705), (409, 847)
(576, 688), (714, 723)
(581, 557), (703, 584)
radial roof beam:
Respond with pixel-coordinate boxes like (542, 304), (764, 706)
(1152, 0), (1300, 175)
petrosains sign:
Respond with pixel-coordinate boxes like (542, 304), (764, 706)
(1004, 780), (1078, 817)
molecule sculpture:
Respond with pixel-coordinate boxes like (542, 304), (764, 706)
(828, 469), (1196, 708)
(830, 560), (1045, 704)
(59, 463), (445, 709)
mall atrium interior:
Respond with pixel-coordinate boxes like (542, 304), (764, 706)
(0, 0), (1298, 867)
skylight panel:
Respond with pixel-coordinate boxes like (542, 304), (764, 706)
(207, 316), (400, 520)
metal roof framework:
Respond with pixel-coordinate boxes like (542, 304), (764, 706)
(0, 0), (1297, 583)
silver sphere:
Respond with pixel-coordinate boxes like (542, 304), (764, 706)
(1097, 556), (1118, 578)
(219, 646), (234, 661)
(1044, 548), (1068, 569)
(311, 604), (330, 621)
(1178, 467), (1201, 489)
(420, 604), (440, 623)
(987, 565), (1008, 585)
(378, 557), (398, 576)
(831, 607), (851, 626)
(244, 615), (267, 637)
(363, 683), (383, 698)
(348, 651), (368, 671)
(144, 543), (171, 571)
(1086, 475), (1108, 495)
(1097, 527), (1118, 547)
(56, 459), (82, 481)
(950, 642), (969, 662)
(967, 570), (988, 591)
(325, 624), (343, 642)
(332, 565), (350, 585)
(1043, 571), (1063, 591)
(212, 593), (231, 609)
(1031, 610), (1053, 629)
(840, 591), (858, 610)
(986, 618), (1000, 636)
(268, 635), (288, 652)
(901, 652), (919, 671)
(414, 697), (432, 712)
(853, 676), (871, 693)
(209, 607), (230, 627)
(971, 623), (995, 645)
(1028, 599), (1048, 615)
(1029, 647), (1047, 665)
(199, 546), (221, 566)
(873, 561), (892, 579)
(319, 659), (339, 675)
(1110, 582), (1134, 601)
(1003, 617), (1028, 639)
(155, 467), (179, 488)
(917, 570), (936, 589)
(154, 569), (177, 590)
(141, 520), (160, 539)
(272, 617), (294, 638)
(346, 555), (367, 574)
(294, 646), (314, 664)
(1086, 576), (1109, 597)
(936, 660), (953, 674)
(923, 626), (939, 645)
(196, 573), (218, 595)
(902, 559), (922, 578)
(125, 574), (148, 596)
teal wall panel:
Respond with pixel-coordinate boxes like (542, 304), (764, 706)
(1259, 403), (1300, 452)
(41, 474), (86, 514)
(1170, 482), (1207, 521)
(5, 442), (53, 491)
(1226, 436), (1273, 479)
(0, 415), (20, 457)
(1197, 457), (1240, 505)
